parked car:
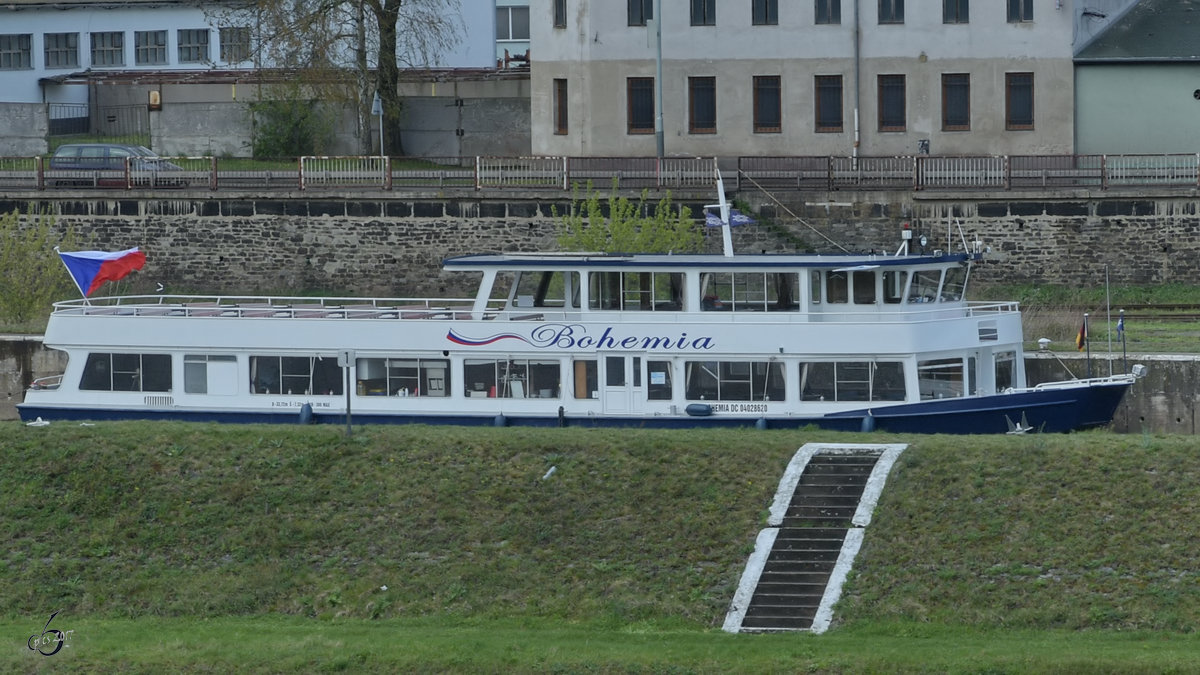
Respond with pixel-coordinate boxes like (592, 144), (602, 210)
(48, 143), (184, 188)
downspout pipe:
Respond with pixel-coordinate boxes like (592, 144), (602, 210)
(853, 0), (861, 159)
(655, 0), (664, 158)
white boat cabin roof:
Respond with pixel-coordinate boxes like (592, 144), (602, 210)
(443, 251), (980, 271)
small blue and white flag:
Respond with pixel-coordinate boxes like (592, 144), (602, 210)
(729, 208), (756, 226)
(1117, 315), (1124, 337)
(704, 209), (757, 227)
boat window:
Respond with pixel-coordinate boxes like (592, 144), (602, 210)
(883, 270), (907, 304)
(250, 356), (343, 395)
(799, 361), (905, 402)
(908, 269), (943, 303)
(683, 360), (784, 401)
(80, 353), (171, 392)
(995, 351), (1016, 391)
(852, 271), (877, 304)
(589, 271), (683, 311)
(825, 271), (848, 304)
(699, 272), (799, 311)
(355, 357), (449, 397)
(918, 357), (964, 399)
(463, 359), (560, 398)
(809, 270), (821, 305)
(573, 359), (597, 398)
(512, 271), (581, 309)
(184, 354), (237, 395)
(648, 360), (672, 400)
(941, 265), (967, 301)
(605, 356), (625, 386)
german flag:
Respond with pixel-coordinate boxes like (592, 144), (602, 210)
(1075, 318), (1087, 351)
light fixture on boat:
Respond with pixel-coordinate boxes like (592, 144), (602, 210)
(1038, 338), (1051, 351)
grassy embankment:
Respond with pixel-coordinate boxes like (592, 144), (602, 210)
(973, 282), (1200, 353)
(4, 422), (1200, 672)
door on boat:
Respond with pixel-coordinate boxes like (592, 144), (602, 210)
(601, 355), (644, 415)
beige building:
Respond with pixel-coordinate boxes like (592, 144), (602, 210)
(531, 0), (1136, 158)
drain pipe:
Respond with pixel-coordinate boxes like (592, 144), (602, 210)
(853, 0), (861, 160)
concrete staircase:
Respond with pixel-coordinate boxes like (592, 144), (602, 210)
(723, 443), (907, 634)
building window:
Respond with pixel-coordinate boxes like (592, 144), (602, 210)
(44, 33), (79, 69)
(691, 0), (716, 26)
(1006, 72), (1034, 130)
(90, 31), (124, 67)
(753, 0), (778, 25)
(497, 5), (530, 40)
(878, 74), (906, 131)
(0, 34), (32, 70)
(554, 78), (568, 135)
(942, 73), (970, 131)
(753, 76), (781, 133)
(135, 31), (167, 65)
(816, 0), (841, 24)
(878, 0), (903, 23)
(688, 77), (716, 134)
(943, 0), (968, 23)
(1007, 0), (1033, 22)
(815, 75), (843, 132)
(627, 77), (654, 134)
(178, 29), (209, 63)
(628, 0), (652, 26)
(554, 0), (567, 28)
(220, 27), (251, 63)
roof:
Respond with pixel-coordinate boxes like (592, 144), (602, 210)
(39, 67), (528, 87)
(3, 0), (215, 8)
(1076, 0), (1200, 62)
(442, 252), (976, 271)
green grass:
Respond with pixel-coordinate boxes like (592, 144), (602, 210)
(6, 616), (1200, 673)
(971, 282), (1200, 309)
(4, 423), (1200, 671)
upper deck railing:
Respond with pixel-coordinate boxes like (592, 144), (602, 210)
(50, 295), (1020, 324)
(4, 154), (1200, 193)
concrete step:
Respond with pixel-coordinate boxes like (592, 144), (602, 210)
(765, 547), (842, 563)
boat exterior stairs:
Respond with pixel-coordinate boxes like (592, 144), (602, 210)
(723, 443), (907, 634)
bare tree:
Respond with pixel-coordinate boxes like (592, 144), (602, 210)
(209, 0), (462, 155)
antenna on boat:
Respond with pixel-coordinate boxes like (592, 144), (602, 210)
(704, 167), (736, 257)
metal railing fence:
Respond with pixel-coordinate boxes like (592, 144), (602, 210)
(4, 153), (1200, 193)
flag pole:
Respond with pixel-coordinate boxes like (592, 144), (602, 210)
(53, 245), (90, 304)
(1105, 266), (1112, 376)
(1119, 308), (1127, 374)
(1084, 312), (1091, 378)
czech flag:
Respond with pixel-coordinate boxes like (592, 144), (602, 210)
(57, 247), (146, 297)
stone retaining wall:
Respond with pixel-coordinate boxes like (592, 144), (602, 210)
(2, 189), (1199, 297)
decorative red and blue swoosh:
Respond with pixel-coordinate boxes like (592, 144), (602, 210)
(446, 329), (530, 346)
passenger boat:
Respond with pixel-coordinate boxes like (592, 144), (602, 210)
(19, 229), (1140, 433)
